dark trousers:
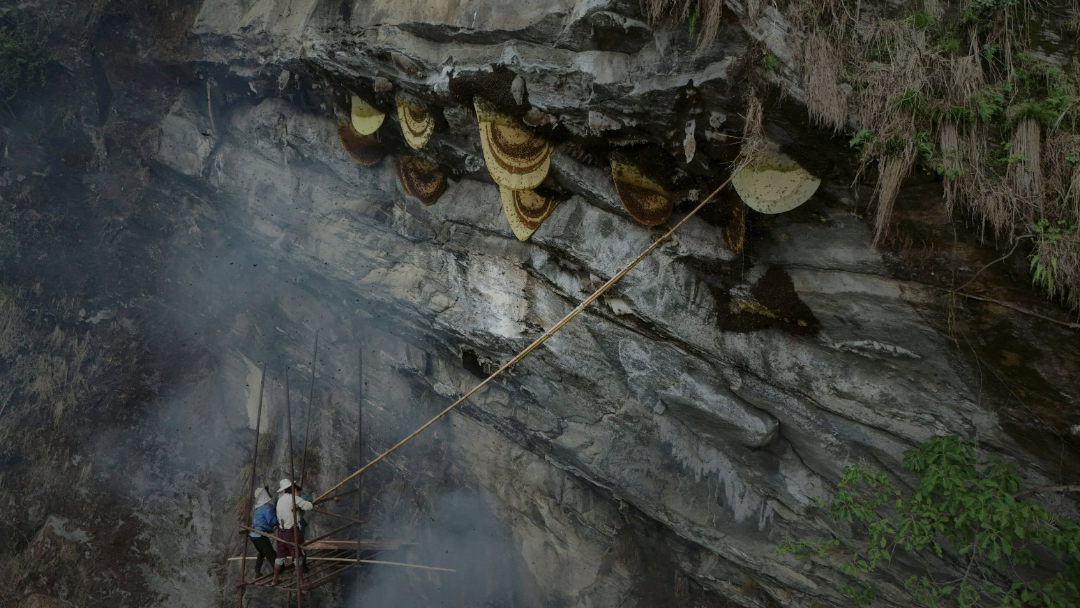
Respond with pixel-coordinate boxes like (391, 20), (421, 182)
(251, 535), (276, 573)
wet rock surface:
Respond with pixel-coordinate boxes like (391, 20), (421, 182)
(2, 1), (1078, 608)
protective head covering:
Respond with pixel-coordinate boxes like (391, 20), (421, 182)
(254, 486), (272, 508)
(277, 478), (295, 493)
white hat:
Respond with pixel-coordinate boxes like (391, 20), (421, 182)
(254, 487), (272, 507)
(277, 478), (295, 493)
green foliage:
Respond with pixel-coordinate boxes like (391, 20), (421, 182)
(971, 0), (1019, 11)
(939, 38), (962, 54)
(1006, 101), (1060, 127)
(1010, 56), (1080, 130)
(894, 88), (929, 115)
(779, 435), (1080, 608)
(849, 129), (875, 150)
(914, 130), (935, 163)
(972, 88), (1007, 123)
(763, 52), (781, 73)
(0, 13), (51, 101)
(1030, 219), (1080, 295)
(909, 9), (933, 28)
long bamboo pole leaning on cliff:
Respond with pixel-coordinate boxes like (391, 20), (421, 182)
(237, 362), (267, 607)
(314, 168), (743, 505)
(355, 343), (363, 608)
(299, 331), (319, 486)
(284, 367), (304, 602)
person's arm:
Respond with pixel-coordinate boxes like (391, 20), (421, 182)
(294, 494), (314, 511)
(253, 506), (272, 531)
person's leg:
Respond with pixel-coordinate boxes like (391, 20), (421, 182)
(253, 536), (273, 575)
(272, 528), (293, 586)
(297, 521), (307, 572)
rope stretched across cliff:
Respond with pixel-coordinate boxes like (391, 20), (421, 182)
(314, 169), (741, 504)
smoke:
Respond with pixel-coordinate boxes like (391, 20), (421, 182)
(346, 490), (535, 608)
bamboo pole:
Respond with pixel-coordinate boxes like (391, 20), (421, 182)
(303, 522), (353, 546)
(284, 367), (303, 601)
(238, 525), (296, 546)
(237, 525), (366, 551)
(358, 559), (455, 572)
(355, 343), (363, 608)
(310, 507), (363, 525)
(299, 331), (319, 484)
(315, 170), (741, 505)
(303, 563), (357, 589)
(237, 362), (266, 608)
(289, 549), (352, 583)
(230, 556), (455, 573)
(320, 487), (358, 502)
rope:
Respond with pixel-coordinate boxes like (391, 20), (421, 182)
(314, 170), (739, 504)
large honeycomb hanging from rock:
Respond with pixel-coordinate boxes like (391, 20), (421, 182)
(396, 96), (435, 150)
(337, 123), (385, 167)
(350, 94), (385, 136)
(732, 143), (820, 214)
(498, 186), (560, 241)
(474, 98), (552, 191)
(610, 158), (673, 227)
(396, 155), (446, 206)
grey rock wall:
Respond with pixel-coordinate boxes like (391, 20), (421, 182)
(11, 1), (1073, 608)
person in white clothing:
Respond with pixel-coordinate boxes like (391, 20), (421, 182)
(272, 478), (313, 586)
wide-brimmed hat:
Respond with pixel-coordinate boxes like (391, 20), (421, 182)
(276, 478), (295, 493)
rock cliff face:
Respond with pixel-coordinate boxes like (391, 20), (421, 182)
(3, 1), (1079, 608)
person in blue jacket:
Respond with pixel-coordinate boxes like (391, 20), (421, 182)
(249, 485), (279, 576)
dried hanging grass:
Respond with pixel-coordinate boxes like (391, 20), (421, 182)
(786, 0), (851, 31)
(853, 23), (933, 147)
(924, 0), (944, 19)
(747, 0), (766, 21)
(643, 0), (690, 23)
(1044, 132), (1080, 221)
(739, 89), (767, 165)
(940, 121), (962, 213)
(973, 180), (1017, 240)
(1006, 118), (1044, 215)
(872, 143), (916, 247)
(803, 31), (847, 132)
(946, 53), (985, 105)
(643, 0), (723, 51)
(697, 0), (723, 50)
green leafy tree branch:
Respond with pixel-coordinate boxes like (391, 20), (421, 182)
(780, 435), (1080, 607)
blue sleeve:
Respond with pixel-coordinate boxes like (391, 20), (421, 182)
(253, 505), (278, 531)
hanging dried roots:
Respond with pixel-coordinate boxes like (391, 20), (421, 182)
(747, 0), (766, 20)
(940, 122), (962, 213)
(739, 90), (767, 165)
(1006, 118), (1043, 215)
(946, 52), (984, 105)
(643, 0), (723, 51)
(803, 30), (847, 132)
(872, 144), (916, 247)
(1044, 132), (1080, 221)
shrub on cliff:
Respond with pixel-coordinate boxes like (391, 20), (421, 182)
(780, 435), (1080, 608)
(0, 13), (51, 101)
